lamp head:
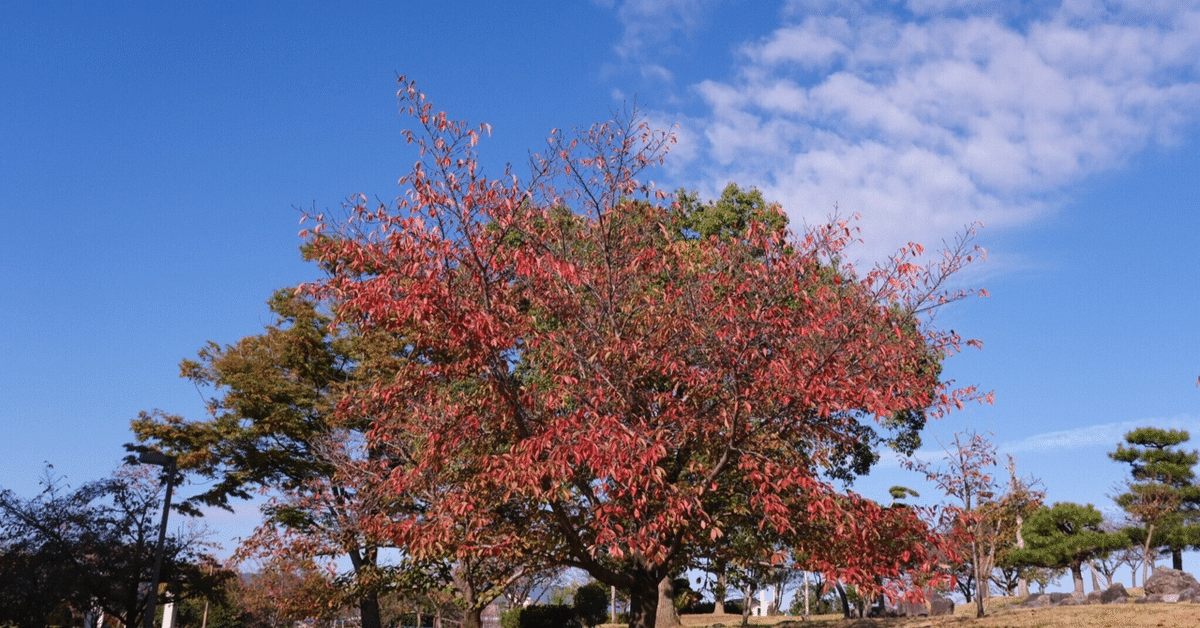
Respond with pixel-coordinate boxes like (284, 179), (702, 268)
(138, 450), (174, 467)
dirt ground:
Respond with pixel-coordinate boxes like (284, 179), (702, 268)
(600, 597), (1200, 628)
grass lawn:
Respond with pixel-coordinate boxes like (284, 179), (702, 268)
(597, 595), (1200, 627)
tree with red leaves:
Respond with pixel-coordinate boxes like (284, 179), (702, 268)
(907, 431), (999, 618)
(303, 77), (987, 628)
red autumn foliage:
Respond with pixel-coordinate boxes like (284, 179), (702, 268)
(303, 77), (987, 628)
(233, 555), (345, 626)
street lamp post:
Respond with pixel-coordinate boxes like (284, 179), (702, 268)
(137, 450), (176, 628)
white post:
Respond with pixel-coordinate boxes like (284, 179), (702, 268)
(87, 603), (105, 628)
(803, 572), (810, 619)
(160, 600), (176, 628)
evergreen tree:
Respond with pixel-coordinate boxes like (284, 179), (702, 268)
(1109, 427), (1200, 574)
(1007, 502), (1129, 596)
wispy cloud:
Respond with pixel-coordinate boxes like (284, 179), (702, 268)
(610, 0), (722, 60)
(880, 413), (1200, 468)
(610, 0), (1200, 260)
(998, 414), (1200, 456)
(600, 0), (724, 88)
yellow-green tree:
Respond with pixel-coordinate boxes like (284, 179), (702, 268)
(129, 290), (398, 628)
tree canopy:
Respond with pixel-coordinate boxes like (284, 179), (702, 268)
(300, 77), (986, 628)
(130, 289), (356, 513)
(1007, 502), (1129, 596)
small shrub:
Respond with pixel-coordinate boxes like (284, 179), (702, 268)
(574, 582), (609, 627)
(499, 607), (521, 628)
(502, 604), (581, 628)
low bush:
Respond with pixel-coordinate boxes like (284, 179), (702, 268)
(681, 601), (743, 615)
(499, 604), (581, 628)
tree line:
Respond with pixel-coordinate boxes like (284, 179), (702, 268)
(900, 425), (1200, 619)
(0, 464), (223, 628)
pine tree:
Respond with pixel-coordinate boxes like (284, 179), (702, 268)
(1110, 427), (1200, 576)
(1007, 503), (1130, 596)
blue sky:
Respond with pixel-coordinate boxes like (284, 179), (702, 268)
(3, 0), (1199, 586)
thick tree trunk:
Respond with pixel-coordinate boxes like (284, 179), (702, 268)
(450, 562), (488, 628)
(656, 576), (680, 627)
(460, 607), (483, 628)
(1070, 564), (1085, 596)
(1174, 548), (1184, 571)
(627, 578), (660, 628)
(350, 546), (382, 628)
(360, 594), (382, 628)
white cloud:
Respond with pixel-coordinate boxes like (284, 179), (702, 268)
(667, 2), (1200, 261)
(610, 0), (723, 62)
(748, 17), (852, 68)
(904, 0), (1007, 13)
